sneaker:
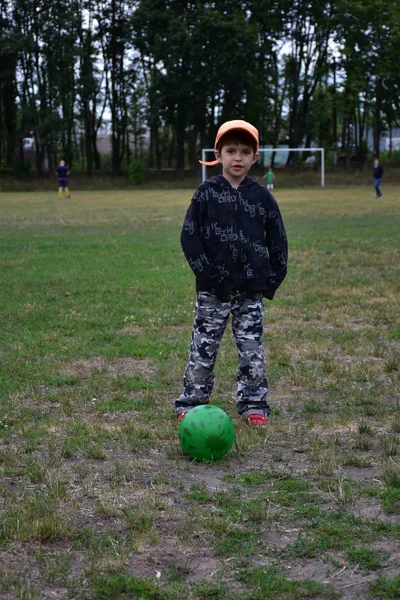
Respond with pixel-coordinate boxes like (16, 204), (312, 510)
(247, 414), (268, 426)
(177, 411), (188, 423)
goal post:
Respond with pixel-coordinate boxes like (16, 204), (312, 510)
(201, 147), (325, 187)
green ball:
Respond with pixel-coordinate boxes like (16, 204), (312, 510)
(178, 405), (235, 462)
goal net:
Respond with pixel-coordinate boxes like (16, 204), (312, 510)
(200, 147), (325, 187)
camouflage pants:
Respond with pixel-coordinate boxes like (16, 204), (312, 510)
(175, 291), (270, 420)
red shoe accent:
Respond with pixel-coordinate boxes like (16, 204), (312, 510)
(247, 414), (268, 426)
(177, 411), (188, 423)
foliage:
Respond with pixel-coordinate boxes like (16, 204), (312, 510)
(1, 1), (400, 171)
(128, 159), (146, 184)
(367, 575), (400, 599)
(15, 160), (32, 175)
(379, 150), (400, 165)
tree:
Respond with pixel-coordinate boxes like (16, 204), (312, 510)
(97, 0), (135, 175)
(13, 0), (80, 174)
(77, 0), (107, 174)
(0, 0), (18, 167)
(282, 0), (336, 164)
(338, 0), (400, 158)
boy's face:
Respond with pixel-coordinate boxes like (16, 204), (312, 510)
(60, 160), (65, 166)
(214, 142), (258, 186)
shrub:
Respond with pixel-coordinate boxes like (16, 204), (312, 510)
(128, 160), (146, 184)
(16, 160), (33, 175)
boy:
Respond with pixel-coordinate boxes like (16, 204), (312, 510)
(56, 160), (71, 198)
(373, 158), (383, 198)
(175, 120), (288, 426)
(265, 167), (275, 190)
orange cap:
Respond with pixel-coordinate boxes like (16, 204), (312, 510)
(199, 120), (259, 166)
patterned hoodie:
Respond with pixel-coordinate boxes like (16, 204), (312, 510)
(181, 174), (288, 300)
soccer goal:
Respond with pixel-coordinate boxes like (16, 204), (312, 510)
(201, 147), (325, 187)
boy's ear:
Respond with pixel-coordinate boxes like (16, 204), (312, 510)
(253, 152), (260, 164)
(214, 149), (223, 163)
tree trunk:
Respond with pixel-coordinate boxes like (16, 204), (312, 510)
(373, 80), (382, 158)
(168, 128), (175, 168)
(93, 140), (101, 170)
(147, 125), (154, 169)
(155, 127), (161, 173)
(85, 107), (93, 175)
(176, 101), (185, 178)
(332, 57), (338, 151)
(188, 128), (197, 169)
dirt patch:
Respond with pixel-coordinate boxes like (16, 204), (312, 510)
(124, 543), (222, 583)
(285, 558), (374, 600)
(117, 324), (145, 335)
(349, 499), (400, 523)
(60, 357), (155, 380)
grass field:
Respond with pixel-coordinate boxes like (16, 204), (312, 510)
(0, 186), (399, 600)
(2, 163), (400, 193)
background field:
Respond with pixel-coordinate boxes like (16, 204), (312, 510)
(0, 186), (399, 600)
(2, 164), (400, 193)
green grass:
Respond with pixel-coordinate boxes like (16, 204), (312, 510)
(0, 186), (399, 598)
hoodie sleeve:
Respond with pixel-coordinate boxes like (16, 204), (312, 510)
(263, 192), (288, 300)
(180, 186), (221, 287)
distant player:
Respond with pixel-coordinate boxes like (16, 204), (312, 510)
(56, 160), (71, 198)
(265, 167), (275, 190)
(373, 158), (383, 198)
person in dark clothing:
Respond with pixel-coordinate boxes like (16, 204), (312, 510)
(56, 160), (70, 198)
(373, 158), (383, 198)
(175, 120), (288, 427)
